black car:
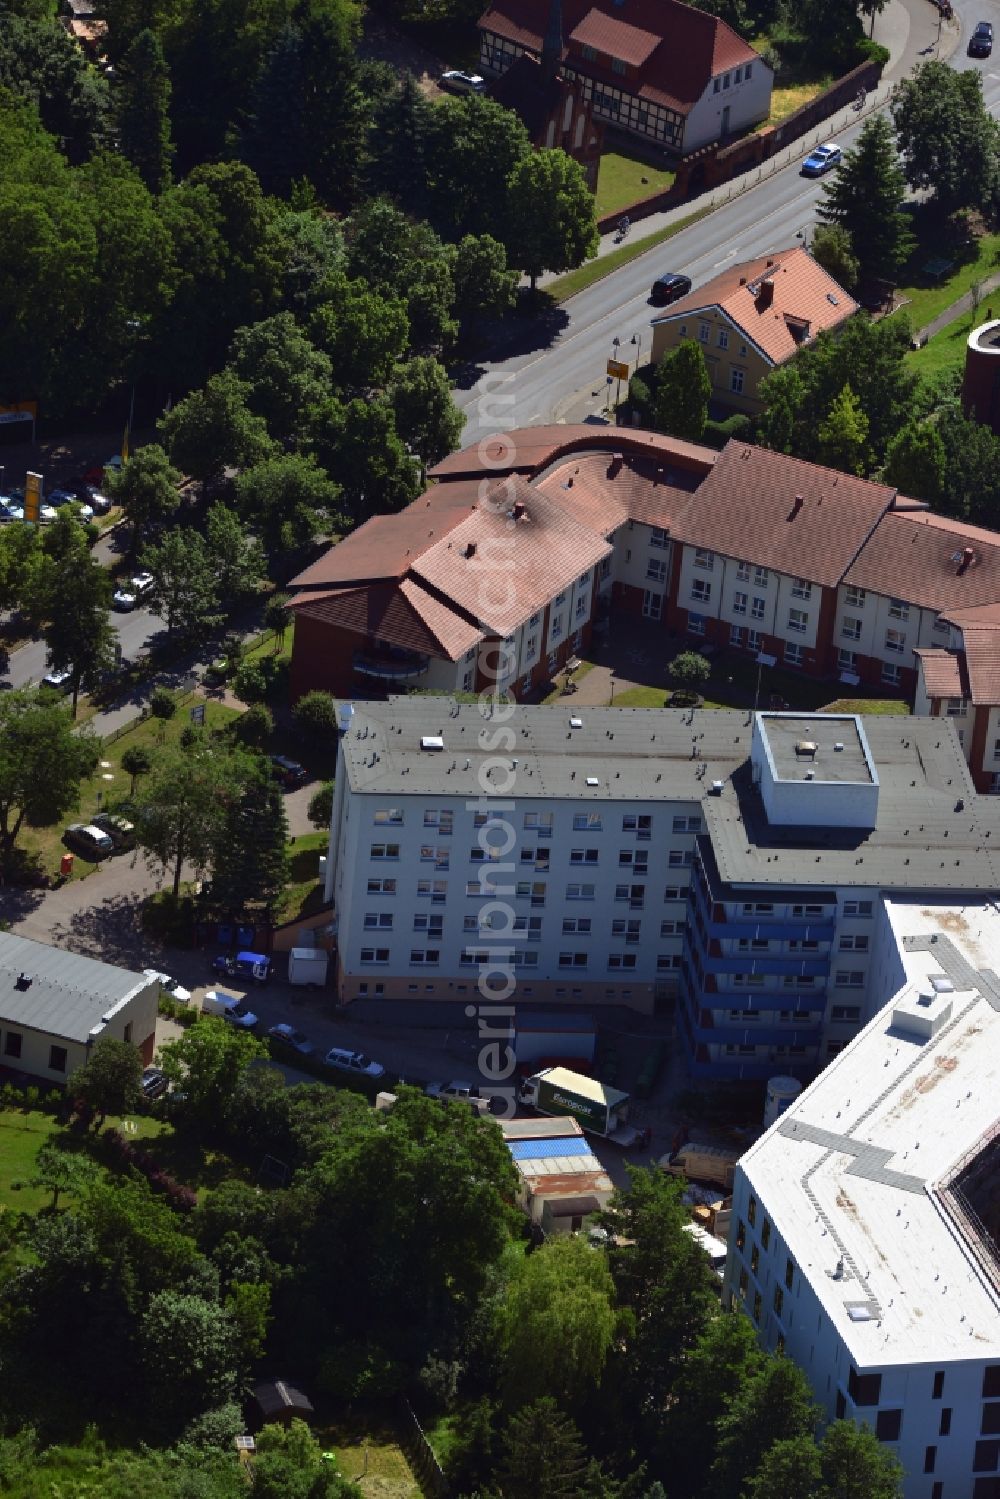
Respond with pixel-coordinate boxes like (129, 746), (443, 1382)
(270, 754), (309, 787)
(650, 272), (692, 306)
(142, 1066), (168, 1100)
(969, 20), (993, 55)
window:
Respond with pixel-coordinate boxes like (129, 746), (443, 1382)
(845, 586), (866, 607)
(691, 579), (712, 603)
(550, 614), (564, 641)
(730, 368), (744, 394)
(761, 1218), (771, 1248)
(413, 913), (443, 934)
(420, 846), (449, 868)
(374, 808), (403, 825)
(423, 809), (453, 832)
(736, 559), (750, 580)
(4, 1031), (21, 1058)
(831, 1005), (861, 1021)
(573, 813), (602, 831)
(364, 912), (393, 929)
(733, 591), (747, 615)
(513, 915), (542, 939)
(875, 1410), (902, 1443)
(984, 1406), (1000, 1435)
(649, 526), (668, 550)
(842, 616), (862, 640)
(524, 811), (553, 835)
(750, 1244), (760, 1273)
(731, 624), (745, 648)
(784, 642), (804, 667)
(554, 590), (568, 607)
(745, 62), (752, 77)
(611, 918), (641, 943)
(370, 843), (399, 860)
(846, 1367), (881, 1406)
(932, 1370), (945, 1400)
(713, 76), (721, 92)
(49, 1045), (67, 1073)
(694, 547), (714, 570)
(559, 951), (589, 968)
(940, 1408), (952, 1436)
(562, 917), (592, 934)
(617, 883), (645, 907)
(657, 953), (681, 971)
(672, 815), (700, 833)
(623, 814), (652, 837)
(838, 649), (857, 671)
(754, 565), (769, 586)
(567, 882), (595, 900)
(747, 1195), (757, 1226)
(923, 1448), (937, 1475)
(736, 1218), (746, 1250)
(975, 1441), (1000, 1472)
(570, 848), (599, 864)
(611, 55), (626, 74)
(360, 947), (390, 964)
(748, 629), (762, 651)
(646, 558), (667, 583)
(882, 662), (901, 686)
(367, 877), (397, 894)
(945, 698), (969, 717)
(608, 953), (637, 970)
(723, 71), (731, 89)
(888, 598), (909, 620)
(410, 949), (440, 965)
(843, 900), (872, 917)
(773, 1285), (783, 1315)
(752, 1291), (761, 1323)
(688, 612), (705, 636)
(717, 327), (729, 349)
(463, 670), (474, 691)
(791, 577), (812, 600)
(751, 595), (765, 619)
(787, 608), (808, 634)
(619, 849), (648, 872)
(885, 628), (906, 655)
(521, 847), (551, 871)
(698, 322), (710, 345)
(738, 1266), (749, 1297)
(417, 880), (447, 902)
(785, 1257), (794, 1290)
(839, 934), (869, 952)
(836, 970), (865, 988)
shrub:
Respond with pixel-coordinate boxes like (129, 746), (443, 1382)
(293, 689), (338, 746)
(702, 413), (752, 450)
(231, 661), (269, 706)
(234, 701), (274, 749)
(854, 38), (889, 68)
(629, 371), (656, 426)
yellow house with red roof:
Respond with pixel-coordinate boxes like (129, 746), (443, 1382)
(650, 247), (858, 416)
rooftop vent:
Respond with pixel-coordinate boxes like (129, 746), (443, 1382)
(14, 972), (31, 991)
(834, 741), (844, 752)
(420, 735), (444, 752)
(795, 740), (817, 757)
(464, 541), (477, 559)
(827, 292), (840, 306)
(511, 502), (525, 521)
(569, 716), (583, 728)
(607, 452), (624, 479)
(804, 769), (816, 780)
(957, 546), (975, 575)
(710, 779), (724, 795)
(739, 275), (747, 286)
(585, 776), (599, 787)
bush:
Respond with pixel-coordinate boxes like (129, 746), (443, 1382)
(293, 689), (338, 746)
(702, 413), (752, 450)
(307, 780), (334, 830)
(231, 661), (269, 705)
(150, 686), (176, 724)
(854, 38), (889, 68)
(629, 371), (656, 426)
(234, 701), (274, 749)
(182, 1403), (245, 1449)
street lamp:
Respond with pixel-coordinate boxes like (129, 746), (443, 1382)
(796, 226), (810, 252)
(630, 331), (643, 369)
(125, 318), (142, 457)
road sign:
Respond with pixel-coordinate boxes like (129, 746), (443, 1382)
(190, 703), (206, 726)
(607, 359), (630, 380)
(24, 471), (42, 525)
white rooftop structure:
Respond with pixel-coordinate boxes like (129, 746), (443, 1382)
(727, 898), (1000, 1494)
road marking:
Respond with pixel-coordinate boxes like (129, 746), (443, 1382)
(712, 249), (738, 267)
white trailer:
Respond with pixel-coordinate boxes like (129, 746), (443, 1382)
(288, 947), (329, 987)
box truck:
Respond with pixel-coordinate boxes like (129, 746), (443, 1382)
(288, 948), (329, 987)
(660, 1141), (741, 1190)
(518, 1066), (642, 1147)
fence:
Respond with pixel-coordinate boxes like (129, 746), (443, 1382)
(396, 1398), (450, 1499)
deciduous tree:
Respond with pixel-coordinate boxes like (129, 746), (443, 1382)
(390, 356), (464, 478)
(0, 689), (100, 866)
(226, 313), (333, 446)
(27, 1140), (99, 1211)
(453, 232), (519, 337)
(500, 1235), (619, 1409)
(709, 1356), (819, 1499)
(892, 61), (1000, 214)
(206, 504), (263, 605)
(69, 1036), (144, 1126)
(142, 529), (221, 641)
(810, 223), (859, 293)
(107, 444), (182, 560)
(504, 149), (599, 290)
(210, 761), (290, 915)
(235, 454), (342, 565)
(158, 1015), (267, 1126)
(655, 340), (711, 442)
(133, 738), (247, 895)
(882, 420), (946, 504)
(159, 371), (275, 494)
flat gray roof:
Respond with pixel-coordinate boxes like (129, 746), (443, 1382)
(0, 934), (150, 1045)
(759, 713), (873, 785)
(706, 716), (1000, 892)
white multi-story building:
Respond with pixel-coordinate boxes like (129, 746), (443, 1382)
(323, 702), (1000, 1086)
(726, 897), (1000, 1499)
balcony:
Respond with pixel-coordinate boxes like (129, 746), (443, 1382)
(353, 647), (429, 681)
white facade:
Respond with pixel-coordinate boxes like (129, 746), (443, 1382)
(834, 582), (954, 686)
(725, 898), (1000, 1498)
(683, 56), (773, 152)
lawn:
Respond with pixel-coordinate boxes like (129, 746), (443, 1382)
(546, 205), (712, 303)
(18, 694), (240, 887)
(594, 151), (675, 220)
(312, 1409), (421, 1497)
(766, 79), (831, 126)
(895, 233), (1000, 336)
(907, 311), (980, 387)
(0, 1110), (61, 1215)
(276, 832), (328, 924)
(613, 686), (729, 709)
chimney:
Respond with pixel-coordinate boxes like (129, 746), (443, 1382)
(765, 258), (775, 267)
(607, 451), (624, 478)
(512, 501), (525, 520)
(739, 276), (747, 286)
(957, 546), (975, 575)
(787, 493), (804, 522)
(755, 279), (775, 312)
(541, 0), (564, 81)
(15, 973), (31, 991)
(464, 541), (477, 559)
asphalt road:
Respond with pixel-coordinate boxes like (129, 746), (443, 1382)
(454, 0), (1000, 442)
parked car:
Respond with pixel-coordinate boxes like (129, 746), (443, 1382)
(267, 1023), (316, 1057)
(202, 658), (230, 686)
(649, 272), (692, 306)
(441, 70), (485, 94)
(92, 812), (136, 851)
(210, 951), (270, 984)
(82, 455), (122, 486)
(203, 990), (259, 1029)
(141, 1066), (168, 1100)
(113, 571), (154, 610)
(67, 479), (112, 514)
(801, 142), (842, 177)
(143, 968), (192, 1003)
(323, 1046), (385, 1079)
(42, 666), (72, 692)
(969, 20), (993, 55)
(270, 754), (309, 787)
(425, 1080), (478, 1103)
(63, 822), (114, 858)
